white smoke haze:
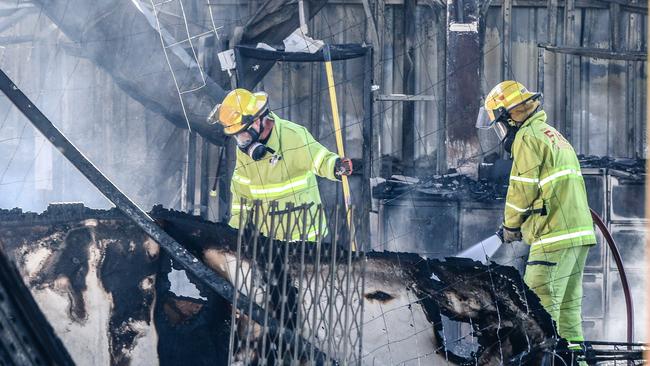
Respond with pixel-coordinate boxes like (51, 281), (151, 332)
(605, 253), (647, 342)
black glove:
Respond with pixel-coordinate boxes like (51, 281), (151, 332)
(334, 158), (353, 178)
(499, 224), (522, 243)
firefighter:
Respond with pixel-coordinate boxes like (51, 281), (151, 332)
(208, 88), (352, 240)
(476, 81), (596, 348)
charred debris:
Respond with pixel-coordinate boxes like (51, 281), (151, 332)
(0, 204), (567, 365)
(374, 155), (646, 202)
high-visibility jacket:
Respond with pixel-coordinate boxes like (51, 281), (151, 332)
(229, 112), (340, 240)
(504, 110), (596, 255)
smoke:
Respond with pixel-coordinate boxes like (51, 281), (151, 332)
(0, 0), (229, 213)
(605, 254), (647, 342)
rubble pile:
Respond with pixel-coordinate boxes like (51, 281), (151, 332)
(0, 204), (559, 365)
(373, 171), (509, 202)
(373, 156), (646, 202)
(578, 154), (646, 176)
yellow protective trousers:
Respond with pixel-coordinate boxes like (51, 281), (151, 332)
(523, 245), (590, 342)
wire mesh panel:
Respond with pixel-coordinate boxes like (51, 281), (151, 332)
(147, 0), (222, 130)
(228, 200), (366, 365)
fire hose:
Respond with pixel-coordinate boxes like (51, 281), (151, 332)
(590, 208), (633, 349)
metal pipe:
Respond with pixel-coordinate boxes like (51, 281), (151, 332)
(590, 208), (633, 348)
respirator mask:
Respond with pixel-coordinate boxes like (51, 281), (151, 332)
(234, 113), (271, 161)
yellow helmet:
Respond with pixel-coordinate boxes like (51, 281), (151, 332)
(482, 80), (541, 126)
(207, 88), (269, 135)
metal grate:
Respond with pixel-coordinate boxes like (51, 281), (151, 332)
(228, 199), (366, 365)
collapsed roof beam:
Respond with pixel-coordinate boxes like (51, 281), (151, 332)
(240, 0), (328, 44)
(538, 43), (647, 61)
(230, 0), (330, 89)
(0, 68), (333, 366)
(32, 0), (226, 145)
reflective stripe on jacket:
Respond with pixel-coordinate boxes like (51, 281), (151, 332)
(505, 110), (596, 254)
(229, 112), (339, 240)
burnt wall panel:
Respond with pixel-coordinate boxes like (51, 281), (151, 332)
(583, 168), (606, 219)
(584, 230), (605, 270)
(608, 172), (646, 222)
(582, 273), (605, 319)
(582, 319), (605, 341)
(445, 24), (480, 174)
(459, 202), (503, 250)
(380, 197), (459, 257)
(609, 224), (646, 270)
(607, 270), (646, 342)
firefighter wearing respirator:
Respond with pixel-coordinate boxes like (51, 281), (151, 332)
(477, 81), (596, 348)
(208, 88), (353, 240)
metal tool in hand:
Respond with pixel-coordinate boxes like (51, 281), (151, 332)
(323, 44), (356, 251)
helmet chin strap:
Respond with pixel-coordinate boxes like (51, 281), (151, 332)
(502, 105), (541, 154)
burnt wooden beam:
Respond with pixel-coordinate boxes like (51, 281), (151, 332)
(445, 1), (481, 175)
(547, 0), (559, 44)
(184, 131), (198, 213)
(502, 0), (512, 79)
(598, 0), (648, 11)
(562, 0), (575, 140)
(610, 1), (623, 51)
(402, 0), (417, 171)
(477, 0), (493, 98)
(539, 44), (648, 61)
(241, 0), (328, 44)
(361, 0), (380, 49)
(0, 68), (333, 366)
(361, 49), (373, 250)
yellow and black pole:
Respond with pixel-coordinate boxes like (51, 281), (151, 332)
(323, 44), (356, 251)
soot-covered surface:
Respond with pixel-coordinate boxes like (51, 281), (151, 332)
(0, 204), (558, 365)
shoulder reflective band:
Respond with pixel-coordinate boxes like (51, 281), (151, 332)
(511, 168), (582, 188)
(531, 229), (595, 246)
(538, 168), (581, 187)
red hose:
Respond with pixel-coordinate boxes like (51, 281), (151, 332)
(590, 208), (634, 349)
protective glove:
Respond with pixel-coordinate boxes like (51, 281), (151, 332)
(334, 157), (353, 178)
(499, 224), (522, 243)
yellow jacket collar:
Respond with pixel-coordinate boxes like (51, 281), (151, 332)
(264, 112), (282, 154)
(520, 110), (547, 128)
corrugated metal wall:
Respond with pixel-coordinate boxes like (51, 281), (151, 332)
(256, 1), (647, 174)
(482, 3), (647, 159)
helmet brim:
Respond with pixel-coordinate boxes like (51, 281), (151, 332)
(505, 92), (542, 113)
(211, 92), (269, 135)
